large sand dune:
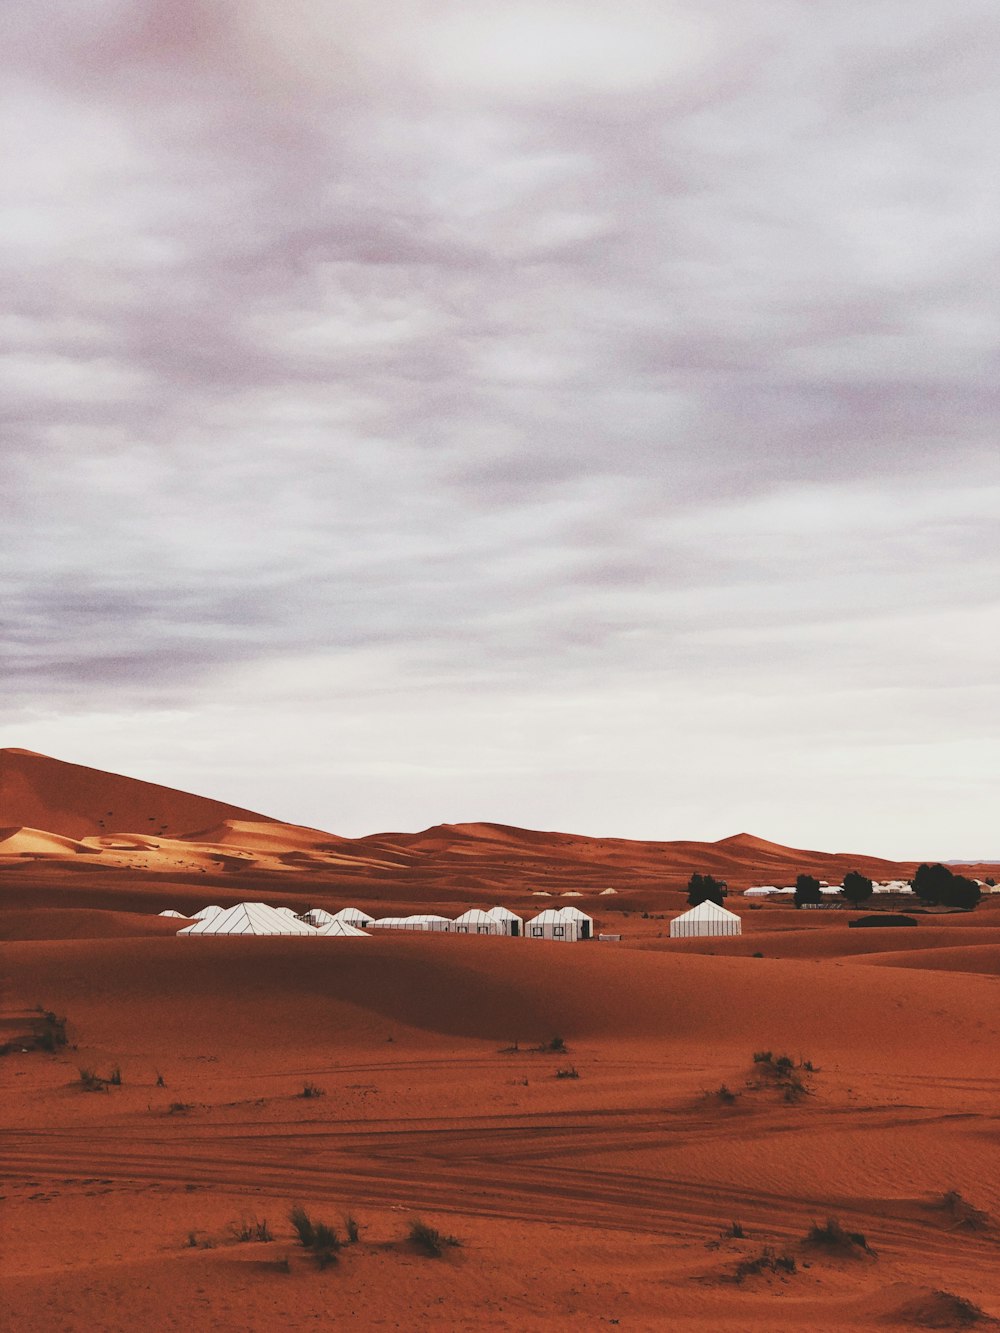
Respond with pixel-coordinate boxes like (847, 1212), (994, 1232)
(2, 749), (998, 1329)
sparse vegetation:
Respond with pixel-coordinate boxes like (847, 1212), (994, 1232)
(407, 1218), (460, 1258)
(289, 1206), (341, 1266)
(750, 1050), (814, 1102)
(2, 1010), (68, 1057)
(896, 1289), (991, 1328)
(721, 1220), (746, 1239)
(555, 1066), (580, 1079)
(155, 1072), (166, 1087)
(714, 1083), (739, 1104)
(543, 1036), (567, 1053)
(230, 1216), (274, 1243)
(935, 1190), (991, 1232)
(734, 1247), (796, 1281)
(804, 1217), (874, 1255)
(343, 1215), (361, 1244)
(168, 1101), (193, 1114)
(78, 1068), (107, 1092)
(108, 1065), (122, 1086)
(299, 1082), (325, 1099)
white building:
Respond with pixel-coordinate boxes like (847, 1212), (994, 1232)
(669, 900), (742, 938)
(369, 915), (452, 933)
(526, 907), (594, 941)
(486, 906), (523, 937)
(453, 908), (501, 934)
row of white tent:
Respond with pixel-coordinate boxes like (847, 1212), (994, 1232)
(161, 903), (596, 940)
(743, 880), (913, 897)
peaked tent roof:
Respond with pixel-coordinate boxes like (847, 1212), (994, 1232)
(158, 909), (188, 917)
(316, 919), (370, 937)
(453, 908), (499, 925)
(330, 908), (375, 924)
(674, 900), (741, 923)
(178, 902), (318, 935)
(486, 906), (522, 920)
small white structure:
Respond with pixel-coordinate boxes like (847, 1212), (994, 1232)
(329, 907), (376, 928)
(178, 902), (318, 936)
(453, 908), (501, 935)
(599, 887), (617, 896)
(486, 906), (523, 937)
(526, 907), (593, 941)
(192, 905), (224, 921)
(744, 886), (779, 897)
(669, 900), (742, 939)
(157, 909), (187, 918)
(315, 919), (370, 937)
(370, 915), (452, 933)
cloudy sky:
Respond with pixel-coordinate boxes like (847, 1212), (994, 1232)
(3, 1), (998, 857)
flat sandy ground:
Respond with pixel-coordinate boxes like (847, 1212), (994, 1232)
(2, 898), (999, 1332)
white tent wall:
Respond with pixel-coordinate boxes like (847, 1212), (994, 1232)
(486, 906), (523, 937)
(669, 901), (742, 939)
(526, 909), (584, 942)
(370, 916), (452, 933)
(453, 909), (501, 935)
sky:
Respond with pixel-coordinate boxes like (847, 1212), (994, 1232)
(3, 1), (998, 858)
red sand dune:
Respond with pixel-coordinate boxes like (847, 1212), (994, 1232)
(2, 749), (999, 1329)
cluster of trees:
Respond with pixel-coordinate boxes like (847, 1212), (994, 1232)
(686, 872), (727, 907)
(910, 863), (981, 910)
(686, 863), (984, 912)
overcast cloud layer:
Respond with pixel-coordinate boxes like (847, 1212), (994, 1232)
(3, 1), (998, 857)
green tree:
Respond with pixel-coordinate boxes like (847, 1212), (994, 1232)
(793, 874), (822, 909)
(687, 872), (726, 907)
(841, 870), (874, 906)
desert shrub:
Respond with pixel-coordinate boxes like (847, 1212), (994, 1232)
(407, 1218), (460, 1258)
(545, 1036), (567, 1053)
(896, 1289), (990, 1328)
(156, 1072), (166, 1087)
(343, 1215), (361, 1244)
(750, 1051), (814, 1101)
(168, 1101), (193, 1114)
(752, 1050), (773, 1065)
(721, 1220), (745, 1239)
(289, 1206), (316, 1248)
(231, 1216), (274, 1243)
(299, 1082), (325, 1099)
(108, 1066), (123, 1086)
(555, 1066), (580, 1079)
(805, 1217), (874, 1255)
(935, 1191), (990, 1231)
(734, 1247), (796, 1280)
(78, 1068), (106, 1092)
(290, 1207), (340, 1265)
(714, 1084), (739, 1104)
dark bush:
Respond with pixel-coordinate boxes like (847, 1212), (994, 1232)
(408, 1218), (460, 1257)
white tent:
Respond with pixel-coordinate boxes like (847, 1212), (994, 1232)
(178, 902), (318, 936)
(315, 919), (370, 937)
(329, 907), (375, 927)
(555, 905), (594, 939)
(453, 908), (501, 935)
(157, 909), (188, 918)
(526, 908), (591, 941)
(369, 915), (452, 933)
(192, 905), (224, 921)
(486, 906), (523, 937)
(275, 906), (301, 919)
(669, 900), (742, 938)
(302, 908), (336, 926)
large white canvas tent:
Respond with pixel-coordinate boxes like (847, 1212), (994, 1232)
(370, 915), (452, 933)
(452, 909), (501, 935)
(178, 902), (318, 936)
(486, 906), (523, 937)
(669, 901), (742, 938)
(192, 905), (223, 921)
(526, 908), (591, 941)
(329, 908), (375, 927)
(315, 919), (370, 937)
(275, 907), (301, 919)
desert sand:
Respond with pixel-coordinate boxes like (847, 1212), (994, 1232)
(2, 750), (998, 1330)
